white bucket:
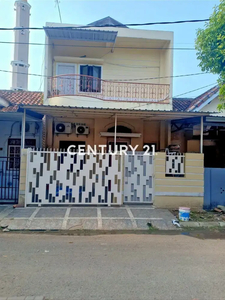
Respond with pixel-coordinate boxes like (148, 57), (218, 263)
(179, 207), (190, 221)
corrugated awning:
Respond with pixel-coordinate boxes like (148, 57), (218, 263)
(44, 27), (118, 43)
(18, 105), (211, 121)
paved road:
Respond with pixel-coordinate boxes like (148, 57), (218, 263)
(0, 233), (225, 300)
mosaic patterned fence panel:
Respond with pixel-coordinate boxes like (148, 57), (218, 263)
(124, 154), (154, 203)
(165, 153), (185, 177)
(25, 150), (123, 205)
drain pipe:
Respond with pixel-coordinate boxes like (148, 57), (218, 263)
(21, 109), (26, 149)
(114, 114), (117, 149)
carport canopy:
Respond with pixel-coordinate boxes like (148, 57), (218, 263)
(18, 104), (212, 153)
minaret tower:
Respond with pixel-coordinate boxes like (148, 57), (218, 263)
(11, 0), (31, 91)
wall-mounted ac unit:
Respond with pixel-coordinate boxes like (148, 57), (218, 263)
(20, 122), (36, 134)
(75, 125), (89, 135)
(55, 122), (72, 134)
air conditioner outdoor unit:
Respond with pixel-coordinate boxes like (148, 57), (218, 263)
(55, 122), (72, 134)
(75, 125), (89, 135)
(20, 122), (36, 134)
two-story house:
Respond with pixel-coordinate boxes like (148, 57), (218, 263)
(19, 17), (208, 208)
(40, 17), (177, 152)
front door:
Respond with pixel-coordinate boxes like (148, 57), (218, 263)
(56, 64), (76, 95)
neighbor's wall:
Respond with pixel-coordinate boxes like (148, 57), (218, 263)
(199, 96), (224, 116)
(154, 152), (204, 209)
(0, 120), (42, 157)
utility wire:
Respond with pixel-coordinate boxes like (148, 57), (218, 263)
(0, 18), (209, 31)
(173, 83), (218, 98)
(131, 83), (218, 109)
(0, 69), (210, 82)
(55, 0), (62, 23)
(0, 41), (196, 51)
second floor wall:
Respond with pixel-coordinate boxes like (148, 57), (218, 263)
(44, 20), (174, 110)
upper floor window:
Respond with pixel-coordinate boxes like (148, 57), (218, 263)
(80, 65), (101, 93)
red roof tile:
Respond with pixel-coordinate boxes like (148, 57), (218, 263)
(187, 85), (219, 111)
(173, 98), (194, 112)
(173, 85), (219, 112)
(0, 90), (43, 112)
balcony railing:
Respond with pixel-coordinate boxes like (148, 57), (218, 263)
(47, 74), (170, 103)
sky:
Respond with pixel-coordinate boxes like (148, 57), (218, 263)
(0, 0), (220, 97)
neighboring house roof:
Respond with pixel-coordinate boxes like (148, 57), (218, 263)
(187, 85), (219, 112)
(173, 98), (194, 112)
(0, 90), (43, 112)
(173, 85), (219, 112)
(88, 16), (127, 28)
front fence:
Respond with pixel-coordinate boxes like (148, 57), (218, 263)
(24, 150), (189, 206)
(124, 154), (154, 203)
(0, 157), (20, 203)
(25, 150), (123, 206)
(165, 153), (185, 177)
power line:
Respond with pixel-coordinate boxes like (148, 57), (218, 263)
(0, 40), (196, 51)
(173, 83), (218, 98)
(131, 83), (218, 110)
(0, 69), (210, 82)
(55, 0), (63, 23)
(0, 18), (209, 31)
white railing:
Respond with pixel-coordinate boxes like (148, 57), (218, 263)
(47, 74), (170, 103)
(165, 153), (185, 177)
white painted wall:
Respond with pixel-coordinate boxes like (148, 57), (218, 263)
(199, 96), (225, 116)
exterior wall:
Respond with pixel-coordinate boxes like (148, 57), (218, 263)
(199, 96), (224, 116)
(52, 49), (161, 83)
(45, 116), (169, 152)
(154, 152), (204, 209)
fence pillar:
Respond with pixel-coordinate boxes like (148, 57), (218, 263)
(18, 149), (28, 206)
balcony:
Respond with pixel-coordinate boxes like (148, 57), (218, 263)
(47, 74), (170, 103)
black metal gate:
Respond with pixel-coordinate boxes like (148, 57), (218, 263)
(0, 157), (20, 204)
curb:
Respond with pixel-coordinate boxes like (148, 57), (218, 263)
(0, 297), (45, 300)
(180, 221), (225, 228)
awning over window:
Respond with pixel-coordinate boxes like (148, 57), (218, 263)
(44, 27), (118, 43)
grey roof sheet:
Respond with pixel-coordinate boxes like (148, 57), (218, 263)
(44, 27), (118, 43)
(19, 104), (211, 115)
(88, 16), (127, 28)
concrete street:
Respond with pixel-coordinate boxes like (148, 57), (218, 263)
(0, 233), (225, 300)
